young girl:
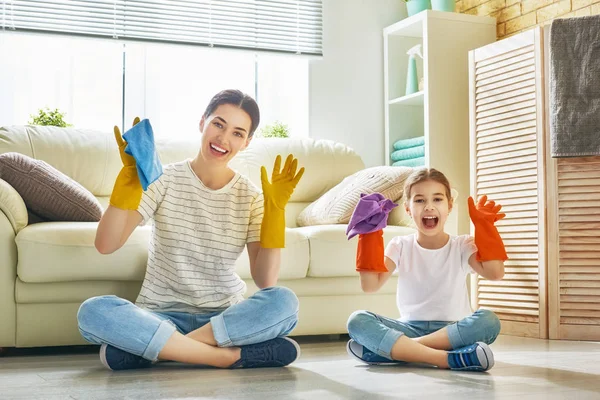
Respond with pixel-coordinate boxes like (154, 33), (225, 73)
(77, 89), (305, 371)
(346, 168), (506, 372)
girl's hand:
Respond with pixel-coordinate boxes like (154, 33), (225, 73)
(468, 195), (508, 262)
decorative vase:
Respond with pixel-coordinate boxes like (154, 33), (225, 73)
(431, 0), (455, 12)
(406, 0), (431, 17)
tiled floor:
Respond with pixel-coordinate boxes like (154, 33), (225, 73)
(1, 335), (599, 399)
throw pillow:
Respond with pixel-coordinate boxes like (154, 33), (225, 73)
(0, 152), (103, 222)
(296, 166), (414, 226)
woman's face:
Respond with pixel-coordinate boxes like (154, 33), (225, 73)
(199, 104), (252, 165)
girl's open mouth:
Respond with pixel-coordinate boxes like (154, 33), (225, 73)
(422, 216), (439, 229)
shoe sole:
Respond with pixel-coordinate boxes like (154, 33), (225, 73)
(99, 343), (113, 371)
(281, 336), (302, 364)
(476, 342), (495, 371)
(346, 340), (398, 366)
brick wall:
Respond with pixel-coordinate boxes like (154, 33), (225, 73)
(458, 0), (600, 38)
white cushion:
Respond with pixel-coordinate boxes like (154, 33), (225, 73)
(15, 222), (310, 283)
(16, 222), (150, 283)
(296, 224), (416, 278)
(229, 138), (365, 202)
(296, 166), (414, 226)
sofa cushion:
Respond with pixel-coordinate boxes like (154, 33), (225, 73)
(0, 152), (103, 222)
(296, 224), (416, 278)
(296, 166), (413, 227)
(15, 222), (309, 283)
(16, 222), (150, 283)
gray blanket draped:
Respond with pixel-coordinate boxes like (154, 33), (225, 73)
(550, 15), (600, 157)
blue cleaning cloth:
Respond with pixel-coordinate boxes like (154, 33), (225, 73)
(123, 119), (163, 191)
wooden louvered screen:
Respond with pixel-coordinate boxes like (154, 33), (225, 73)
(546, 157), (600, 340)
(468, 28), (548, 338)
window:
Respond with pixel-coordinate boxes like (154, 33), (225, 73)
(0, 33), (123, 129)
(0, 32), (309, 139)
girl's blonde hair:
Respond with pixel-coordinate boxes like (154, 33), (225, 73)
(404, 168), (452, 203)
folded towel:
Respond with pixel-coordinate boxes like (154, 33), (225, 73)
(550, 15), (600, 157)
(346, 193), (398, 240)
(123, 119), (163, 191)
(393, 136), (425, 151)
(392, 157), (425, 167)
(391, 145), (425, 162)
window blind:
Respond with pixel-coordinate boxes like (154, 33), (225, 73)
(1, 0), (323, 55)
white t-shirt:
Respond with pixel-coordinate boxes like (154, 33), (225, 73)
(135, 160), (263, 313)
(384, 234), (478, 322)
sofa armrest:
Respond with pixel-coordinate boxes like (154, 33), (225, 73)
(0, 178), (28, 234)
(0, 196), (18, 346)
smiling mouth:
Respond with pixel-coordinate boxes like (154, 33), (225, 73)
(210, 143), (229, 155)
(422, 216), (439, 229)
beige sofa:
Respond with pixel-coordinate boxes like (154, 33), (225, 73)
(0, 125), (457, 349)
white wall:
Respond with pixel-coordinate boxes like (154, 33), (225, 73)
(309, 0), (406, 167)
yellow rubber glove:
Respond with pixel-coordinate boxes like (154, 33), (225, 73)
(109, 117), (143, 210)
(260, 154), (305, 248)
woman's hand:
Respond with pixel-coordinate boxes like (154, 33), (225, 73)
(260, 154), (304, 248)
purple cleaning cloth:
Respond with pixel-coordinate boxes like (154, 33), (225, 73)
(346, 193), (398, 240)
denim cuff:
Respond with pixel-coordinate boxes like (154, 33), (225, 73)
(142, 319), (177, 361)
(446, 322), (465, 349)
(377, 328), (405, 359)
(210, 313), (232, 347)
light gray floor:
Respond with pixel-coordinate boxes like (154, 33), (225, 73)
(1, 334), (600, 399)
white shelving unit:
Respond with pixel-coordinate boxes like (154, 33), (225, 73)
(384, 10), (496, 234)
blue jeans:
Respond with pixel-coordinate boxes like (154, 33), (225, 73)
(77, 286), (299, 362)
(347, 309), (501, 359)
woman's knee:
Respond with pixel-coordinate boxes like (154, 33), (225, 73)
(77, 295), (124, 330)
(260, 286), (299, 316)
(474, 309), (501, 343)
(346, 310), (376, 337)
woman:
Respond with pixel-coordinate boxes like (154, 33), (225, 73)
(78, 89), (304, 371)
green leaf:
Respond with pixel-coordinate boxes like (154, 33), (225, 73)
(258, 121), (289, 138)
(28, 107), (72, 127)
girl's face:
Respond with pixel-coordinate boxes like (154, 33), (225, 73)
(405, 180), (452, 237)
(199, 104), (252, 165)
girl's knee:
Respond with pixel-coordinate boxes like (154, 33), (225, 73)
(475, 309), (501, 343)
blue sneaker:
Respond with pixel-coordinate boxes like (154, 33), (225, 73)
(346, 339), (399, 365)
(99, 343), (152, 371)
(230, 337), (300, 369)
(447, 342), (494, 372)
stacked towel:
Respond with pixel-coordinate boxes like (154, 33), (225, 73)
(392, 157), (425, 167)
(393, 136), (424, 151)
(391, 136), (425, 167)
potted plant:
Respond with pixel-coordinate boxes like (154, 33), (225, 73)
(258, 121), (290, 138)
(29, 107), (72, 127)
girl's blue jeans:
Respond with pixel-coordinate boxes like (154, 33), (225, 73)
(347, 309), (501, 359)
